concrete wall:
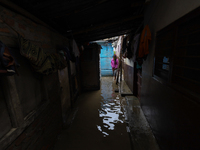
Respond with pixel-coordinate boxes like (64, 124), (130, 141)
(142, 0), (200, 149)
(0, 5), (72, 149)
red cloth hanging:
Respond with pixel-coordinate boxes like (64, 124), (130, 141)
(138, 25), (151, 58)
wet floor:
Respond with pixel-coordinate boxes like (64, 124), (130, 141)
(54, 77), (132, 150)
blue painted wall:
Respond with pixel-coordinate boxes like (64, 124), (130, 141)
(98, 42), (114, 76)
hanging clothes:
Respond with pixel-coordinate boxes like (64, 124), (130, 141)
(0, 41), (19, 76)
(138, 25), (151, 58)
(18, 35), (67, 75)
(63, 46), (76, 62)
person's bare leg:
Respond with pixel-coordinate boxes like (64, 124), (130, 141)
(114, 70), (116, 80)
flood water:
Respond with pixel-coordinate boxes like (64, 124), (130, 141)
(97, 77), (125, 137)
(54, 77), (132, 150)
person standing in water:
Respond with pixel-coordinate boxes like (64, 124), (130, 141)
(111, 54), (119, 80)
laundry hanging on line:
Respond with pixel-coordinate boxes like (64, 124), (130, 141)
(138, 25), (151, 59)
(18, 34), (67, 75)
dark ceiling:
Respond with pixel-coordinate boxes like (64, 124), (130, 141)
(8, 0), (145, 42)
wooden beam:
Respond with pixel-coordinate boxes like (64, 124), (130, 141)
(76, 30), (128, 40)
(74, 20), (141, 42)
(72, 14), (143, 35)
(75, 29), (132, 42)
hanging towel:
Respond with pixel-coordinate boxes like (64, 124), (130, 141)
(138, 25), (151, 58)
(18, 35), (67, 75)
(18, 35), (47, 67)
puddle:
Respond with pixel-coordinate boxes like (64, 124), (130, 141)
(96, 77), (125, 137)
(54, 77), (133, 150)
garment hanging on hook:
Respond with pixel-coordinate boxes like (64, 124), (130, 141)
(138, 25), (151, 58)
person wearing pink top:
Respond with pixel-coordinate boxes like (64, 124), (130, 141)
(111, 55), (119, 80)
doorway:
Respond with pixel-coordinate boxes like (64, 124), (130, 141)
(98, 42), (114, 76)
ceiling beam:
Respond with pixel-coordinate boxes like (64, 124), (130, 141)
(75, 29), (132, 42)
(76, 25), (135, 38)
(71, 14), (143, 36)
(29, 0), (91, 12)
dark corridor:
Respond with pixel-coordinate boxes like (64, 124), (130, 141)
(0, 0), (200, 150)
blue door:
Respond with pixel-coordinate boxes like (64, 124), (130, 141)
(99, 42), (114, 76)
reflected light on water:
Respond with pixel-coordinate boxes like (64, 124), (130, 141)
(97, 98), (124, 137)
(96, 78), (125, 137)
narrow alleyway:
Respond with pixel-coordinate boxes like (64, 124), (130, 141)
(1, 1), (200, 150)
(54, 77), (132, 150)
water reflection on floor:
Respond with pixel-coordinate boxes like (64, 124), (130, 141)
(54, 77), (131, 150)
(97, 77), (125, 137)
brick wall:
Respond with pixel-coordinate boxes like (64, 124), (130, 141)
(0, 5), (70, 150)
